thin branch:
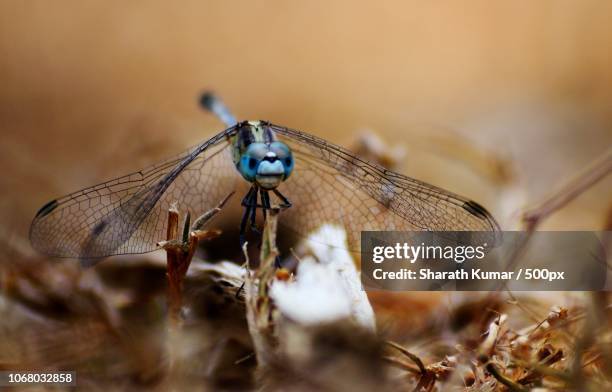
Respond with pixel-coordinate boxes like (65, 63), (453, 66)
(386, 340), (427, 375)
(522, 147), (612, 230)
(160, 193), (232, 327)
(382, 356), (420, 375)
(485, 362), (528, 392)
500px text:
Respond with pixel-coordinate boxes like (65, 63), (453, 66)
(372, 268), (565, 281)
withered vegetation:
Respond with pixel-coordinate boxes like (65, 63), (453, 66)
(0, 137), (610, 392)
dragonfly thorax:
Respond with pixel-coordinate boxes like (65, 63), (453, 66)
(232, 121), (294, 189)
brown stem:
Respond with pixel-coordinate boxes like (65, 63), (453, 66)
(386, 341), (427, 375)
(485, 362), (528, 392)
(164, 205), (182, 326)
(522, 148), (612, 230)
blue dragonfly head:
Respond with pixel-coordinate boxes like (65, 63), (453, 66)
(238, 140), (294, 189)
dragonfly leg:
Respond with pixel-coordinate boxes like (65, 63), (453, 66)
(272, 188), (292, 209)
(240, 186), (284, 270)
(239, 204), (251, 249)
(249, 190), (260, 235)
(260, 190), (284, 268)
(240, 186), (256, 207)
(260, 189), (271, 221)
(239, 186), (258, 248)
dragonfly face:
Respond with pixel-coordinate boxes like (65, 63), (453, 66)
(232, 121), (294, 190)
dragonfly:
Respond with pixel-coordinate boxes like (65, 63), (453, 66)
(29, 93), (500, 265)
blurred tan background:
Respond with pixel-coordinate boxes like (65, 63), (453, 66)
(1, 0), (611, 240)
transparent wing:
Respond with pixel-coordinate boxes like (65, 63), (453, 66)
(30, 121), (500, 262)
(29, 127), (242, 259)
(270, 125), (500, 251)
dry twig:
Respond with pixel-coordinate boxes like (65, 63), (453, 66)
(158, 192), (233, 326)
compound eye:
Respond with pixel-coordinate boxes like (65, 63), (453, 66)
(270, 141), (294, 179)
(239, 155), (257, 182)
(239, 143), (268, 182)
(270, 141), (290, 159)
(245, 142), (269, 160)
